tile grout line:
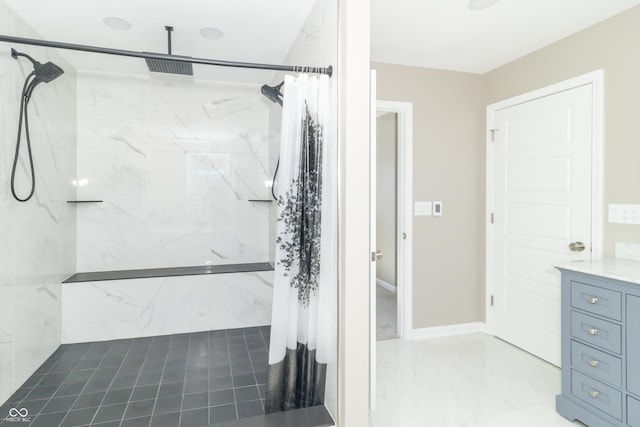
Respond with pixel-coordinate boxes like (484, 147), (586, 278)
(117, 336), (159, 427)
(227, 330), (240, 423)
(85, 338), (136, 426)
(4, 327), (271, 427)
(30, 343), (98, 425)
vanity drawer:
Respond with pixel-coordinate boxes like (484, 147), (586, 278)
(628, 396), (640, 427)
(571, 311), (621, 354)
(571, 370), (622, 421)
(571, 281), (622, 321)
(571, 340), (621, 388)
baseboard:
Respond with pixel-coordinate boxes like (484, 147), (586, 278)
(408, 322), (486, 340)
(376, 278), (397, 293)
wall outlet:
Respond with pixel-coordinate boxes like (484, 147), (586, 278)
(609, 204), (640, 224)
(415, 201), (432, 216)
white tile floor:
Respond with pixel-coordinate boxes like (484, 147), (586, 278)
(370, 333), (585, 427)
(376, 285), (398, 341)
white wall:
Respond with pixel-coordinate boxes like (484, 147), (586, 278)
(0, 0), (77, 404)
(75, 72), (272, 271)
(62, 272), (273, 343)
(338, 0), (371, 424)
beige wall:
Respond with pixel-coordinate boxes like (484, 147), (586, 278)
(376, 113), (397, 286)
(372, 5), (640, 332)
(372, 62), (485, 329)
(484, 5), (640, 256)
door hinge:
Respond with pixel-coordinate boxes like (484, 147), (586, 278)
(490, 213), (494, 224)
(490, 129), (499, 142)
(491, 295), (494, 306)
(402, 232), (407, 240)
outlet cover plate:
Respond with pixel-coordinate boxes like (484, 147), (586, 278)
(609, 204), (640, 224)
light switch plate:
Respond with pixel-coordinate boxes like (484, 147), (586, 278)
(433, 201), (442, 216)
(415, 202), (432, 216)
(609, 204), (640, 224)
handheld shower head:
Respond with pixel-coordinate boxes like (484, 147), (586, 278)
(34, 61), (64, 83)
(11, 48), (64, 83)
(9, 48), (65, 202)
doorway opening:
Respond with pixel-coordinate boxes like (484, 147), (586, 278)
(369, 98), (413, 410)
(375, 111), (399, 341)
(373, 100), (413, 344)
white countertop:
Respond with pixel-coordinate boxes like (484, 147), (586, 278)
(556, 258), (640, 285)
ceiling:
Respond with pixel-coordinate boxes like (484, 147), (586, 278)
(5, 0), (640, 80)
(371, 0), (640, 74)
(2, 0), (317, 83)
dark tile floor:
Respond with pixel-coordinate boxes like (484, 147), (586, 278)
(0, 326), (271, 427)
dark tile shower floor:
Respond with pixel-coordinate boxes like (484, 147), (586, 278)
(0, 326), (271, 427)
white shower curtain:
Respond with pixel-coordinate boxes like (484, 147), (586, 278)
(265, 73), (335, 413)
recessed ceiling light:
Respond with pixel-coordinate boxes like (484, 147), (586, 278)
(200, 27), (224, 40)
(468, 0), (500, 11)
(103, 16), (132, 31)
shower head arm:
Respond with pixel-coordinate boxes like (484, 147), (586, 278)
(165, 26), (173, 55)
(11, 48), (40, 67)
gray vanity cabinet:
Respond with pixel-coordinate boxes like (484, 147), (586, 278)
(556, 265), (640, 427)
(628, 295), (640, 398)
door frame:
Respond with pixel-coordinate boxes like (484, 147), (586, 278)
(484, 70), (604, 335)
(375, 100), (413, 340)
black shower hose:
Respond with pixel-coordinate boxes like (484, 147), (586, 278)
(271, 158), (280, 201)
(10, 71), (40, 202)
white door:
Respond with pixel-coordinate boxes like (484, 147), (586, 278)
(491, 83), (594, 366)
(369, 70), (377, 410)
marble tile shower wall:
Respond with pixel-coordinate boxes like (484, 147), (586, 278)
(76, 72), (275, 272)
(0, 0), (78, 405)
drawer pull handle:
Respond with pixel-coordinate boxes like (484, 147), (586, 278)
(587, 328), (598, 335)
(587, 296), (598, 304)
(588, 359), (599, 367)
(588, 390), (599, 398)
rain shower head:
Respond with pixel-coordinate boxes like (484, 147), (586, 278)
(145, 26), (193, 76)
(145, 56), (193, 75)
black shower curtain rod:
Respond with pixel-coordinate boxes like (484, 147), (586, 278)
(0, 34), (333, 77)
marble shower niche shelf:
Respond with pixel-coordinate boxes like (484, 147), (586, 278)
(66, 200), (104, 203)
(63, 262), (274, 283)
